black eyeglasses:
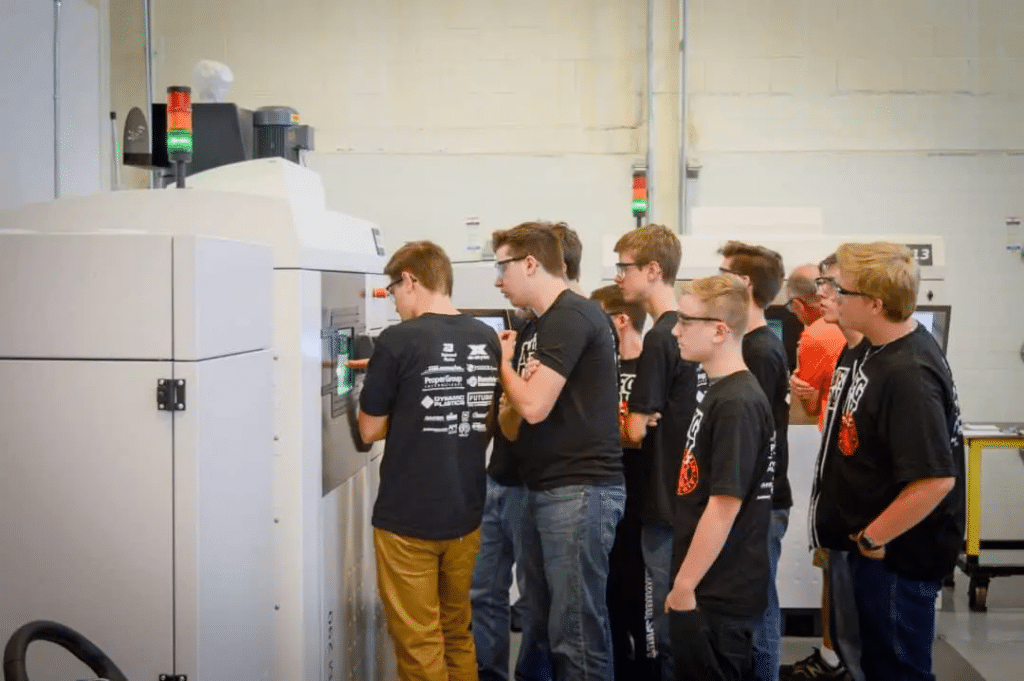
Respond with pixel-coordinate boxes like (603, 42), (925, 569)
(834, 283), (873, 299)
(677, 313), (725, 325)
(495, 255), (528, 276)
(718, 266), (744, 277)
(814, 276), (838, 292)
(385, 279), (403, 296)
(615, 261), (642, 275)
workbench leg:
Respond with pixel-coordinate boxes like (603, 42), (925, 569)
(968, 575), (989, 613)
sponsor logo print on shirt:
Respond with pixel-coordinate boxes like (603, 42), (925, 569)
(467, 374), (498, 388)
(423, 364), (465, 374)
(467, 391), (494, 407)
(467, 363), (497, 373)
(423, 374), (463, 391)
(472, 422), (487, 432)
(421, 394), (466, 409)
(467, 344), (490, 360)
(441, 342), (457, 362)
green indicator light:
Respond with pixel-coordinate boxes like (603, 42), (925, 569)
(632, 199), (647, 213)
(167, 131), (193, 154)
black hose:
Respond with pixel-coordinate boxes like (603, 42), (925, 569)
(3, 620), (129, 681)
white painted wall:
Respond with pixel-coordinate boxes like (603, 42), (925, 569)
(0, 0), (108, 210)
(137, 0), (1024, 420)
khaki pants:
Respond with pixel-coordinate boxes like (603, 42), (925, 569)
(374, 527), (481, 681)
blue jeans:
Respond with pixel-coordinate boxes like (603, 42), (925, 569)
(753, 508), (788, 681)
(641, 522), (674, 681)
(519, 483), (625, 681)
(850, 553), (940, 681)
(827, 550), (864, 681)
(471, 477), (550, 681)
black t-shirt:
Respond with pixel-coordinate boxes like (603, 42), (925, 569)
(629, 311), (706, 526)
(487, 318), (537, 487)
(810, 338), (869, 550)
(821, 324), (966, 581)
(619, 356), (645, 516)
(516, 290), (623, 490)
(742, 326), (792, 510)
(360, 312), (500, 540)
(671, 371), (775, 617)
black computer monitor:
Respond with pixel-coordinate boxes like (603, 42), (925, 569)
(764, 304), (803, 371)
(911, 305), (952, 353)
(460, 309), (512, 335)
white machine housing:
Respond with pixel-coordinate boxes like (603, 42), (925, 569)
(0, 231), (274, 681)
(0, 158), (395, 681)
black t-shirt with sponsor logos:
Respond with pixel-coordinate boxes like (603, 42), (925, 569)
(618, 356), (645, 516)
(360, 312), (500, 540)
(487, 318), (537, 487)
(671, 370), (775, 617)
(810, 337), (869, 550)
(516, 290), (623, 490)
(821, 324), (966, 581)
(628, 311), (706, 526)
(742, 325), (792, 510)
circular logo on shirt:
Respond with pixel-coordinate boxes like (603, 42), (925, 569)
(677, 450), (699, 495)
(838, 412), (859, 457)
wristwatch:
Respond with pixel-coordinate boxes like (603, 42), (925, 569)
(858, 531), (884, 552)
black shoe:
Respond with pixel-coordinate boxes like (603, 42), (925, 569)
(781, 648), (848, 680)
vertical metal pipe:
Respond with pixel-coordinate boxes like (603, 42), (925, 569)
(144, 0), (155, 188)
(110, 112), (122, 189)
(679, 0), (690, 233)
(53, 0), (62, 199)
(646, 0), (655, 224)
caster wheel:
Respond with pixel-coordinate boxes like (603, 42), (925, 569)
(968, 578), (989, 612)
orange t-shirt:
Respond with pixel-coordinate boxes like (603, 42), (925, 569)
(795, 317), (848, 430)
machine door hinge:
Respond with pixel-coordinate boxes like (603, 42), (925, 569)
(158, 675), (186, 681)
(156, 378), (186, 411)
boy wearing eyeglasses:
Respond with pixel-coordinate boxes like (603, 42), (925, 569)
(492, 223), (625, 680)
(358, 241), (500, 681)
(613, 224), (706, 681)
(717, 241), (790, 681)
(665, 273), (775, 681)
(818, 242), (963, 681)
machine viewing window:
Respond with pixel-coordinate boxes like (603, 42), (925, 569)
(911, 305), (951, 353)
(459, 309), (512, 335)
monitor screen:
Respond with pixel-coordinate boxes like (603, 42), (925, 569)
(911, 305), (951, 353)
(460, 309), (511, 335)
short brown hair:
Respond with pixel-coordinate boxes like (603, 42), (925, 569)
(836, 242), (919, 322)
(550, 222), (582, 281)
(614, 224), (681, 283)
(819, 252), (838, 273)
(683, 273), (750, 336)
(384, 241), (453, 296)
(718, 240), (785, 309)
(491, 222), (565, 277)
(590, 284), (646, 333)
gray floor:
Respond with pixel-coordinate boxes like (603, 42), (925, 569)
(508, 574), (1024, 680)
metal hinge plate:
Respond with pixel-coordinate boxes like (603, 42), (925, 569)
(156, 378), (186, 411)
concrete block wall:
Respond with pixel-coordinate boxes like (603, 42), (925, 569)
(103, 0), (1024, 419)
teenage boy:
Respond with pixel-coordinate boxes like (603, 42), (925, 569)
(359, 241), (500, 681)
(614, 224), (705, 681)
(493, 223), (625, 680)
(822, 242), (964, 681)
(718, 240), (790, 681)
(786, 254), (866, 681)
(591, 284), (656, 680)
(665, 273), (775, 681)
